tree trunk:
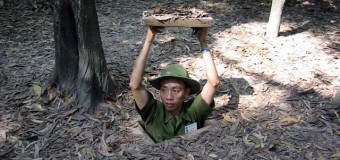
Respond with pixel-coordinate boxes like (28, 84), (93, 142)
(53, 0), (115, 113)
(266, 0), (286, 39)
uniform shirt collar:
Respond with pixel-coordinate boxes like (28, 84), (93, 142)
(163, 102), (192, 123)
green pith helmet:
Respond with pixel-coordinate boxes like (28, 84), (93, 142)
(149, 64), (201, 95)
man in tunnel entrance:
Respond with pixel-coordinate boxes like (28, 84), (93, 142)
(129, 27), (219, 143)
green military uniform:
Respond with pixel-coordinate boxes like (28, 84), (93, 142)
(136, 91), (214, 143)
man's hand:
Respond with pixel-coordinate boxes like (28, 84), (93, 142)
(150, 26), (164, 34)
(145, 26), (164, 44)
(193, 27), (208, 48)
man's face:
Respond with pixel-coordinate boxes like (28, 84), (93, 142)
(160, 78), (190, 113)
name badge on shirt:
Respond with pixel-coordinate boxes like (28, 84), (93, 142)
(185, 122), (197, 134)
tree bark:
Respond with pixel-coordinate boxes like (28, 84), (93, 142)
(53, 0), (115, 113)
(266, 0), (286, 39)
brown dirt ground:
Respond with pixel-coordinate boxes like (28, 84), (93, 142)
(0, 0), (339, 159)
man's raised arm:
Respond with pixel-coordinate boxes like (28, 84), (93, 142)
(129, 27), (159, 110)
(195, 28), (220, 105)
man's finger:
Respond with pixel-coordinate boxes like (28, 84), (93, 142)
(150, 26), (164, 33)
